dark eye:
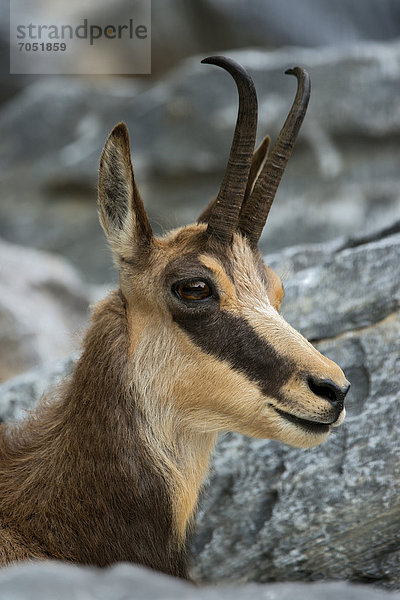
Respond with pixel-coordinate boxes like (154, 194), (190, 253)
(174, 280), (213, 301)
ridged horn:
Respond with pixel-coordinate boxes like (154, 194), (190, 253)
(240, 134), (271, 214)
(238, 67), (311, 248)
(197, 135), (270, 226)
(201, 56), (258, 245)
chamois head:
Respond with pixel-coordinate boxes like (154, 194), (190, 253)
(98, 56), (349, 449)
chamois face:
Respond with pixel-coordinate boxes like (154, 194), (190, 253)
(98, 121), (349, 449)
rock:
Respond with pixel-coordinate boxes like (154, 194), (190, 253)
(0, 356), (74, 424)
(190, 229), (400, 589)
(196, 0), (400, 49)
(103, 0), (400, 76)
(4, 0), (399, 96)
(0, 77), (143, 283)
(0, 561), (398, 600)
(0, 238), (91, 382)
(91, 0), (400, 77)
(1, 41), (400, 281)
(276, 232), (400, 339)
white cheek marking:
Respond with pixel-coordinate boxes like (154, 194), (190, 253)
(332, 407), (346, 427)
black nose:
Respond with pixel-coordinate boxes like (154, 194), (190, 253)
(308, 377), (350, 413)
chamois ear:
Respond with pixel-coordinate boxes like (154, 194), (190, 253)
(98, 122), (153, 261)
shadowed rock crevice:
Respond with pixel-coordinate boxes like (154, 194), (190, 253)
(336, 218), (400, 252)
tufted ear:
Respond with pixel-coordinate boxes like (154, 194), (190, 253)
(98, 122), (153, 263)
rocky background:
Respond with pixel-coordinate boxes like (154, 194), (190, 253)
(0, 1), (399, 597)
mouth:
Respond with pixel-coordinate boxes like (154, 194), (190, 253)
(274, 407), (331, 435)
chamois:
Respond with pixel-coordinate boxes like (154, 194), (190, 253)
(0, 56), (349, 578)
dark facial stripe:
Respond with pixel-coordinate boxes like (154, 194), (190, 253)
(172, 308), (295, 402)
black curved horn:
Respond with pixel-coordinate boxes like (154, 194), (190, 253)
(201, 56), (258, 245)
(238, 67), (311, 248)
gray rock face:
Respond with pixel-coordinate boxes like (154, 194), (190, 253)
(0, 561), (398, 600)
(2, 0), (398, 101)
(0, 239), (90, 382)
(190, 229), (400, 589)
(1, 40), (400, 281)
(0, 357), (74, 424)
(278, 232), (400, 339)
(198, 0), (400, 48)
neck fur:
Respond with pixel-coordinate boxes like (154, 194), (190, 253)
(0, 290), (217, 577)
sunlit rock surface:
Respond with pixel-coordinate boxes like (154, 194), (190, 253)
(0, 239), (90, 382)
(0, 562), (399, 600)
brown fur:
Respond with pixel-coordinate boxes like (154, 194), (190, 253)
(0, 120), (349, 576)
(0, 292), (189, 576)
